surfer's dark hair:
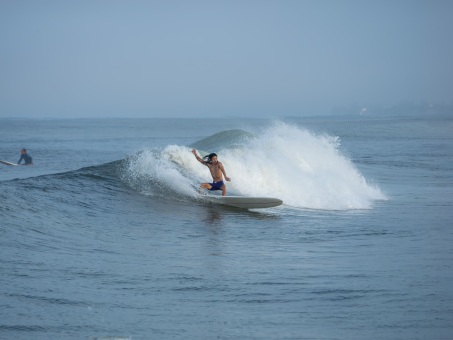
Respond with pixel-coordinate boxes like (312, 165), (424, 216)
(202, 153), (217, 164)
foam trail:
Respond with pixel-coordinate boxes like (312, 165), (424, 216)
(122, 147), (199, 200)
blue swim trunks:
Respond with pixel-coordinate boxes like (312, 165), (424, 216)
(209, 181), (224, 191)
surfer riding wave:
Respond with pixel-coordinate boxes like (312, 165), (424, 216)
(191, 149), (231, 196)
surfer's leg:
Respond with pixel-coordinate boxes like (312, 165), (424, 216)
(200, 183), (212, 193)
(221, 184), (226, 196)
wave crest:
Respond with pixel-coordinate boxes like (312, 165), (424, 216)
(121, 122), (386, 210)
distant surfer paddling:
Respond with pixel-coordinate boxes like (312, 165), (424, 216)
(192, 149), (231, 196)
(18, 148), (33, 165)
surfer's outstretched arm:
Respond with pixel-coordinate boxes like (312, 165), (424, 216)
(191, 149), (206, 165)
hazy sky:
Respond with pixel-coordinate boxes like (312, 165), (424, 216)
(1, 0), (452, 118)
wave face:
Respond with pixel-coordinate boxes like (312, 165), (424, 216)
(121, 122), (385, 210)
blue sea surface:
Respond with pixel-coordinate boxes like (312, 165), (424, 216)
(1, 116), (452, 339)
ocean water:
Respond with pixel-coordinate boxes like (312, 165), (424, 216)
(1, 116), (452, 339)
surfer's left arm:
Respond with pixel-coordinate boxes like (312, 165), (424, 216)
(220, 162), (231, 182)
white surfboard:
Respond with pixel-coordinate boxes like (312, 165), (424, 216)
(0, 160), (18, 166)
(203, 195), (283, 209)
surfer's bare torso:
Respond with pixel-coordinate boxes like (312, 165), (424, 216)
(206, 161), (225, 182)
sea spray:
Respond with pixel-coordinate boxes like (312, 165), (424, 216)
(122, 122), (386, 210)
(122, 148), (199, 200)
(221, 122), (386, 209)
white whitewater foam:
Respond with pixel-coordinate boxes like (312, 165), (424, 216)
(219, 122), (386, 210)
(125, 122), (386, 210)
(124, 147), (199, 199)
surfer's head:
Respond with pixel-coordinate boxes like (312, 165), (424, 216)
(203, 153), (218, 164)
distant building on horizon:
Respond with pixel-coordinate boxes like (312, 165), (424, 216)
(331, 102), (453, 117)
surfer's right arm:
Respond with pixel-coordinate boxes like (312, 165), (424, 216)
(191, 149), (206, 165)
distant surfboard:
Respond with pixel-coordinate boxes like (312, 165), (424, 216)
(0, 160), (18, 166)
(203, 195), (283, 209)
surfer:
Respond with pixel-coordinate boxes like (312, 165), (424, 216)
(18, 148), (33, 165)
(192, 149), (231, 196)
